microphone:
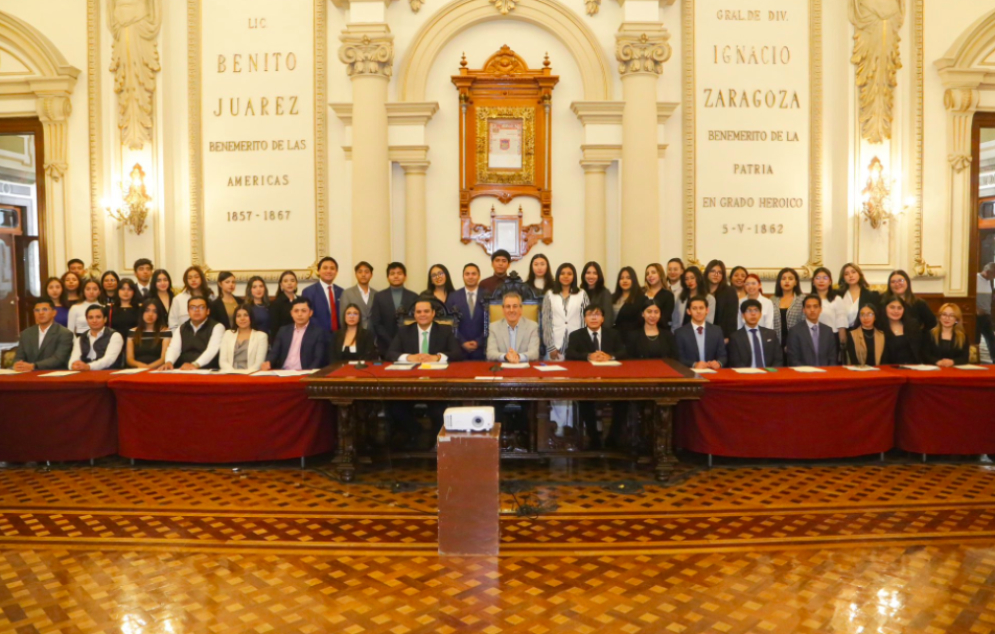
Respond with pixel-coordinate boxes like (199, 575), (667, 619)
(490, 364), (502, 373)
(355, 361), (368, 370)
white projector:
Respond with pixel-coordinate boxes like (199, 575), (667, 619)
(443, 406), (495, 432)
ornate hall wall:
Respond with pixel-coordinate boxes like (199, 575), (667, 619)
(0, 0), (993, 298)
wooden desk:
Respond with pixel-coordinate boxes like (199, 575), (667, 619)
(305, 360), (704, 482)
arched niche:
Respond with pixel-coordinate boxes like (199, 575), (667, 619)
(397, 0), (614, 103)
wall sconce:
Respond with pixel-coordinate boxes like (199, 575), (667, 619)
(104, 163), (151, 235)
(860, 156), (895, 229)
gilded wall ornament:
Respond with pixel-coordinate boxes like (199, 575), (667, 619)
(848, 0), (904, 144)
(489, 0), (516, 14)
(339, 35), (394, 78)
(616, 32), (671, 76)
(585, 0), (601, 16)
(410, 0), (424, 12)
(109, 0), (162, 151)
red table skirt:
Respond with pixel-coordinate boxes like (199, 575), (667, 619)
(109, 373), (334, 463)
(892, 368), (995, 454)
(676, 368), (905, 459)
(327, 359), (685, 380)
(0, 371), (118, 461)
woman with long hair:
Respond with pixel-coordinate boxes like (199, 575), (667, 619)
(425, 264), (455, 304)
(270, 270), (299, 338)
(810, 266), (848, 342)
(729, 266), (749, 299)
(107, 278), (141, 338)
(837, 262), (880, 328)
(881, 270), (937, 333)
(219, 305), (269, 372)
(666, 258), (685, 297)
(582, 262), (613, 324)
(126, 301), (171, 369)
(245, 275), (271, 334)
(737, 274), (776, 332)
(44, 276), (69, 327)
(611, 266), (645, 333)
(774, 267), (805, 344)
(66, 278), (103, 334)
(99, 270), (121, 305)
(151, 269), (174, 319)
(209, 271), (241, 329)
(842, 304), (886, 366)
(672, 266), (715, 332)
(541, 263), (588, 438)
(923, 303), (970, 366)
(643, 263), (676, 331)
(61, 271), (82, 305)
(525, 253), (555, 296)
(169, 265), (213, 329)
(704, 259), (739, 339)
(330, 303), (379, 362)
(881, 298), (922, 364)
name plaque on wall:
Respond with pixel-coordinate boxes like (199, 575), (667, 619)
(188, 0), (327, 280)
(683, 0), (822, 276)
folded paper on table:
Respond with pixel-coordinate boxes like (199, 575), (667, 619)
(500, 362), (530, 369)
(590, 360), (622, 367)
(535, 364), (567, 372)
(900, 364), (940, 372)
(252, 369), (317, 377)
(385, 363), (417, 371)
(731, 368), (766, 374)
(792, 366), (826, 373)
(693, 368), (717, 374)
(0, 369), (24, 376)
(113, 368), (149, 375)
(954, 364), (989, 371)
(843, 365), (880, 372)
(39, 371), (79, 377)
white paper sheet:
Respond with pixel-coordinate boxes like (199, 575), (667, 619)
(843, 365), (880, 372)
(792, 366), (826, 373)
(0, 369), (24, 376)
(692, 368), (717, 374)
(732, 368), (767, 374)
(113, 368), (149, 375)
(161, 369), (215, 375)
(500, 363), (530, 369)
(252, 369), (317, 377)
(39, 371), (79, 377)
(590, 360), (622, 367)
(535, 364), (567, 372)
(900, 364), (941, 372)
(954, 364), (989, 371)
(385, 363), (417, 371)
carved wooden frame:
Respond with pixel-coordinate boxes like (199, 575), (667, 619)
(452, 46), (558, 261)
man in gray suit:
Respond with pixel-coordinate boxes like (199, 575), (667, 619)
(486, 292), (540, 363)
(12, 298), (74, 371)
(786, 294), (839, 366)
(340, 261), (377, 329)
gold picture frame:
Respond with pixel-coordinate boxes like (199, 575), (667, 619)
(475, 107), (535, 186)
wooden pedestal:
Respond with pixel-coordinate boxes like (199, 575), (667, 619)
(437, 424), (501, 556)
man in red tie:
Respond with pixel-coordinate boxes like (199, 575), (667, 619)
(301, 256), (344, 334)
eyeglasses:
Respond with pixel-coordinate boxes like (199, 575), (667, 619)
(431, 272), (446, 279)
(189, 305), (207, 311)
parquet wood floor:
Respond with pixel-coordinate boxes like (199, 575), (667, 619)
(1, 460), (995, 632)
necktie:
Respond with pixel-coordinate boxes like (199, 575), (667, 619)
(593, 331), (600, 351)
(697, 326), (703, 335)
(468, 292), (475, 319)
(328, 285), (339, 331)
(810, 325), (819, 359)
(508, 326), (517, 354)
(750, 328), (764, 368)
(421, 331), (429, 354)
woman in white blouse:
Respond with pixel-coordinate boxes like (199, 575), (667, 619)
(168, 265), (214, 330)
(66, 279), (104, 334)
(838, 262), (880, 329)
(219, 305), (269, 372)
(541, 263), (588, 438)
(810, 266), (848, 342)
(738, 274), (776, 331)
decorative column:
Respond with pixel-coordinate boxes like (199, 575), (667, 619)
(942, 87), (980, 295)
(400, 160), (429, 280)
(616, 25), (670, 267)
(581, 160), (611, 264)
(36, 95), (73, 272)
(339, 25), (393, 276)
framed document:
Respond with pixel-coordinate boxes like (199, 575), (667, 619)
(488, 119), (523, 170)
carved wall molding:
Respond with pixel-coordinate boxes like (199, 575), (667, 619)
(109, 0), (161, 151)
(87, 0), (106, 274)
(943, 88), (980, 173)
(585, 0), (600, 16)
(397, 0), (613, 102)
(339, 33), (394, 78)
(489, 0), (516, 14)
(615, 31), (671, 76)
(907, 0), (939, 278)
(848, 0), (904, 144)
(35, 96), (71, 181)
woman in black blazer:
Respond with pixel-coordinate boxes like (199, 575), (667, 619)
(642, 263), (676, 331)
(330, 304), (379, 362)
(704, 259), (740, 339)
(625, 303), (676, 360)
(270, 270), (299, 338)
(880, 270), (937, 333)
(923, 303), (971, 366)
(881, 298), (922, 364)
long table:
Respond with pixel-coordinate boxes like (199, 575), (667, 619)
(0, 370), (118, 462)
(675, 367), (906, 459)
(110, 373), (334, 463)
(305, 360), (706, 481)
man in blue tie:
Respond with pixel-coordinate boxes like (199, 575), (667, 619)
(727, 299), (783, 368)
(786, 294), (839, 366)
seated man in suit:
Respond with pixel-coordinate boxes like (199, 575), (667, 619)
(302, 256), (344, 335)
(786, 294), (839, 367)
(262, 297), (330, 371)
(340, 261), (377, 330)
(68, 305), (125, 371)
(386, 299), (463, 449)
(369, 262), (420, 357)
(675, 297), (727, 369)
(728, 299), (784, 368)
(13, 299), (75, 372)
(163, 297), (225, 370)
(486, 292), (540, 362)
(565, 305), (628, 450)
(447, 263), (487, 361)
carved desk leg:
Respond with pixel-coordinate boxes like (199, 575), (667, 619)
(653, 400), (678, 481)
(332, 400), (357, 482)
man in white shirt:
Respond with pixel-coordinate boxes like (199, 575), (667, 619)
(162, 297), (224, 370)
(69, 305), (124, 371)
(728, 299), (783, 368)
(133, 258), (154, 299)
(486, 292), (540, 363)
(13, 299), (75, 371)
(675, 298), (727, 369)
(340, 261), (377, 329)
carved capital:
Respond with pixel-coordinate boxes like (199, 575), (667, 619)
(36, 96), (72, 182)
(943, 87), (980, 113)
(615, 31), (671, 76)
(35, 95), (72, 123)
(109, 0), (162, 151)
(339, 34), (394, 78)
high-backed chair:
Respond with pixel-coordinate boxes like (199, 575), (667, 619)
(400, 293), (461, 332)
(484, 271), (542, 339)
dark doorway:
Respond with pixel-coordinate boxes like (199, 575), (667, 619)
(971, 113), (995, 362)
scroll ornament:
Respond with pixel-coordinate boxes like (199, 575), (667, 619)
(489, 0), (516, 14)
(848, 0), (904, 144)
(339, 35), (394, 78)
(616, 33), (672, 76)
(109, 0), (162, 151)
(585, 0), (601, 16)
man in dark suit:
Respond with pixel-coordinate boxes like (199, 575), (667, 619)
(786, 294), (839, 366)
(12, 298), (74, 371)
(446, 263), (487, 361)
(728, 299), (784, 368)
(369, 262), (419, 357)
(133, 258), (154, 299)
(301, 256), (344, 335)
(675, 297), (727, 369)
(479, 249), (511, 299)
(565, 305), (628, 450)
(262, 297), (330, 371)
(386, 299), (463, 449)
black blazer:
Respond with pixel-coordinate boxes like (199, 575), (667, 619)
(710, 286), (740, 339)
(674, 322), (728, 367)
(329, 328), (379, 362)
(564, 327), (628, 361)
(645, 290), (676, 331)
(844, 288), (881, 327)
(369, 287), (420, 356)
(624, 329), (677, 360)
(727, 326), (784, 368)
(267, 321), (330, 370)
(269, 293), (297, 339)
(386, 322), (463, 362)
(208, 297), (240, 330)
(921, 334), (970, 365)
(785, 321), (839, 366)
(613, 300), (644, 333)
(882, 318), (923, 364)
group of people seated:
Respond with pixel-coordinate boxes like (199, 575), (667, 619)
(10, 252), (977, 448)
